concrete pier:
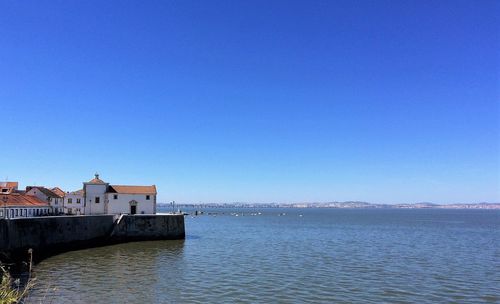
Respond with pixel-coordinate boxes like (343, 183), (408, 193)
(0, 214), (185, 264)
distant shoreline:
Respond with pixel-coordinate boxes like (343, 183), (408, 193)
(158, 202), (500, 210)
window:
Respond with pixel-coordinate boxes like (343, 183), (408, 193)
(77, 198), (81, 204)
(24, 209), (27, 217)
(1, 188), (8, 193)
(15, 209), (19, 216)
(68, 198), (72, 204)
(146, 195), (150, 200)
(113, 195), (118, 200)
(95, 197), (100, 204)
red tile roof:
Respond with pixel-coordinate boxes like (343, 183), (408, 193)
(108, 185), (157, 194)
(87, 178), (106, 184)
(1, 193), (50, 207)
(51, 187), (66, 198)
(0, 182), (18, 189)
(86, 173), (106, 184)
(26, 186), (60, 198)
(0, 181), (19, 194)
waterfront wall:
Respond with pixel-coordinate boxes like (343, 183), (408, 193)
(0, 214), (185, 263)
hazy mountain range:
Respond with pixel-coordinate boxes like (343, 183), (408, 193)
(161, 201), (500, 209)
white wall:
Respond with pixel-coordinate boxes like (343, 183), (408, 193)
(106, 193), (156, 215)
(84, 184), (107, 215)
(50, 196), (64, 214)
(1, 206), (51, 219)
(26, 188), (64, 214)
(64, 192), (84, 215)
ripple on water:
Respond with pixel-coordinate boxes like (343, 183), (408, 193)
(26, 209), (500, 303)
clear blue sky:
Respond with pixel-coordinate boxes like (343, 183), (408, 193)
(1, 0), (498, 204)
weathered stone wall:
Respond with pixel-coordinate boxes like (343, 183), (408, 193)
(112, 214), (185, 240)
(0, 214), (185, 263)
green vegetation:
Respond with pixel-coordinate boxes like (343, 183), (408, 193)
(0, 265), (34, 304)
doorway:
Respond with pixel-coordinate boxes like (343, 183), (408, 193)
(130, 205), (137, 215)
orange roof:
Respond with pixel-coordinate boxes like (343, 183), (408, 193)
(87, 174), (106, 184)
(88, 178), (106, 184)
(108, 185), (157, 194)
(26, 186), (60, 198)
(1, 193), (50, 207)
(0, 182), (18, 189)
(51, 187), (65, 197)
(0, 181), (19, 194)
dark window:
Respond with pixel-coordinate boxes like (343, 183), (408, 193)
(77, 198), (81, 204)
(68, 198), (72, 204)
(114, 195), (118, 200)
(95, 197), (100, 204)
(146, 195), (150, 200)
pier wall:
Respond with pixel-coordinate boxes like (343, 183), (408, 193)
(0, 214), (185, 263)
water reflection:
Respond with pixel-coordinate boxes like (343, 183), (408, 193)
(28, 240), (185, 303)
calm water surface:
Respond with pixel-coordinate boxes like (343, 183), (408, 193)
(28, 208), (500, 303)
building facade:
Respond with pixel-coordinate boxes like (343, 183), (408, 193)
(1, 175), (158, 218)
(106, 185), (157, 215)
(74, 174), (157, 215)
(64, 189), (84, 215)
(26, 186), (64, 214)
(1, 182), (52, 218)
(1, 193), (51, 219)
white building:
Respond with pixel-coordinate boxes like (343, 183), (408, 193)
(26, 186), (64, 214)
(0, 182), (51, 219)
(74, 174), (157, 215)
(1, 175), (157, 217)
(106, 185), (157, 215)
(64, 189), (84, 215)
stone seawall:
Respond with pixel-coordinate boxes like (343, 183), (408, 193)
(0, 214), (185, 264)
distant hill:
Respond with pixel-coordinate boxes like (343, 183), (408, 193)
(160, 201), (500, 209)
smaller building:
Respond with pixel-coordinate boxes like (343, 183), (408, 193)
(64, 189), (84, 215)
(107, 185), (157, 215)
(26, 186), (64, 214)
(0, 193), (51, 219)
